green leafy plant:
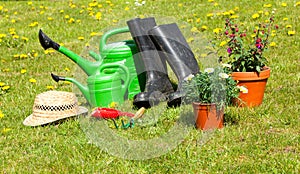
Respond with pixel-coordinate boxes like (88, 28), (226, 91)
(214, 16), (277, 73)
(183, 66), (240, 111)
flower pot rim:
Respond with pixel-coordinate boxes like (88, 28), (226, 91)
(192, 102), (216, 106)
(231, 66), (271, 81)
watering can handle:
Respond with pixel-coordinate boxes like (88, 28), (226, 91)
(99, 27), (130, 52)
(99, 63), (130, 97)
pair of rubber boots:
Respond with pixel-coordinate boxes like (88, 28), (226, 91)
(127, 17), (199, 109)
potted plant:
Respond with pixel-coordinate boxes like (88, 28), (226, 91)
(183, 67), (239, 130)
(214, 16), (277, 107)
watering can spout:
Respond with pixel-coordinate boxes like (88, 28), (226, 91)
(51, 73), (90, 103)
(39, 30), (100, 76)
(39, 29), (60, 50)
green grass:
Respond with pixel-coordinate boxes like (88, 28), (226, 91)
(1, 0), (299, 173)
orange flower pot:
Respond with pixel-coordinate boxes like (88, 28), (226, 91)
(231, 67), (271, 107)
(192, 102), (224, 130)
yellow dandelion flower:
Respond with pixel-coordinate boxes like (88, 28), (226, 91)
(270, 42), (276, 47)
(29, 78), (36, 83)
(64, 81), (71, 85)
(263, 4), (272, 8)
(11, 19), (16, 23)
(90, 32), (97, 36)
(70, 4), (76, 8)
(27, 2), (33, 5)
(286, 24), (292, 28)
(44, 50), (55, 54)
(230, 15), (239, 19)
(213, 28), (222, 34)
(112, 19), (118, 23)
(46, 85), (54, 90)
(68, 18), (75, 23)
(201, 25), (208, 31)
(252, 13), (260, 19)
(98, 4), (103, 8)
(29, 22), (38, 27)
(0, 82), (5, 86)
(229, 10), (235, 14)
(76, 20), (81, 23)
(2, 85), (10, 90)
(223, 11), (230, 16)
(295, 2), (300, 6)
(64, 15), (70, 19)
(219, 41), (227, 47)
(109, 101), (117, 108)
(95, 12), (102, 20)
(178, 3), (183, 7)
(20, 54), (28, 59)
(196, 18), (201, 23)
(288, 30), (296, 36)
(33, 52), (38, 57)
(78, 36), (84, 40)
(40, 11), (45, 15)
(9, 31), (16, 35)
(264, 11), (269, 16)
(64, 67), (70, 72)
(191, 27), (199, 33)
(206, 13), (214, 17)
(2, 68), (10, 72)
(0, 34), (7, 38)
(187, 19), (193, 23)
(0, 110), (4, 119)
(234, 7), (239, 11)
(187, 37), (194, 43)
(283, 17), (288, 21)
(60, 10), (64, 13)
(89, 2), (98, 7)
(0, 6), (3, 11)
(281, 2), (287, 7)
(125, 6), (129, 11)
(2, 128), (12, 134)
(208, 0), (214, 2)
(48, 17), (53, 21)
(13, 35), (20, 39)
(21, 69), (27, 74)
(200, 53), (207, 58)
(214, 2), (218, 6)
(22, 37), (29, 42)
(80, 10), (84, 14)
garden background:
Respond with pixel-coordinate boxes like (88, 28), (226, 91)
(0, 0), (299, 173)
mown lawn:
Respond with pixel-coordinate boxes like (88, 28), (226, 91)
(0, 0), (299, 173)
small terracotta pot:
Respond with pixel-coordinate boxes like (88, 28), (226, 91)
(231, 67), (271, 107)
(192, 102), (224, 130)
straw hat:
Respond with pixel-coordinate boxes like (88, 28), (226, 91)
(23, 90), (88, 126)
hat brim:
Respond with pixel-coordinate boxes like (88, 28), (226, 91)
(23, 106), (88, 126)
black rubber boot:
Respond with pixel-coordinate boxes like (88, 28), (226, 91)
(127, 17), (174, 109)
(148, 23), (200, 107)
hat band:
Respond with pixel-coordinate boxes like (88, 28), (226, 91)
(34, 103), (77, 111)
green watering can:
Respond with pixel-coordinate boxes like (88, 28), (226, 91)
(51, 63), (129, 107)
(39, 27), (143, 106)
